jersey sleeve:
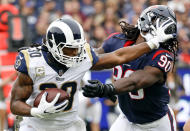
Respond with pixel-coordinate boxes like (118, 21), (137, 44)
(146, 50), (173, 73)
(102, 32), (120, 53)
(14, 51), (28, 75)
(85, 43), (99, 65)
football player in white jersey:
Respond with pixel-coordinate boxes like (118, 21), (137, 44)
(10, 17), (174, 131)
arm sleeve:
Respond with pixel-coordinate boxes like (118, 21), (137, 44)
(14, 51), (28, 75)
(146, 50), (174, 73)
(102, 40), (111, 53)
(85, 43), (99, 65)
(90, 48), (99, 65)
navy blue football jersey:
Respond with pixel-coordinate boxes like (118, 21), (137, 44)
(102, 33), (134, 53)
(103, 33), (173, 124)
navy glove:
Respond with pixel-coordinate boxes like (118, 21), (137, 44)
(82, 80), (117, 103)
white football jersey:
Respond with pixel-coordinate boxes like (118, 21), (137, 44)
(14, 44), (98, 129)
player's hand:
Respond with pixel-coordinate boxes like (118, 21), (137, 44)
(82, 80), (117, 103)
(152, 17), (176, 42)
(31, 92), (69, 118)
(147, 18), (176, 49)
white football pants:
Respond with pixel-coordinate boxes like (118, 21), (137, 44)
(110, 106), (176, 131)
(19, 116), (86, 131)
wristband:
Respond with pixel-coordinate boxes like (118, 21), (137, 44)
(146, 38), (159, 50)
(30, 108), (40, 117)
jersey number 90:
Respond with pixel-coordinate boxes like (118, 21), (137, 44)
(113, 66), (144, 100)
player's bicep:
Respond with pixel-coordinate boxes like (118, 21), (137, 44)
(11, 72), (33, 103)
(149, 51), (173, 73)
(114, 66), (163, 93)
(128, 66), (164, 90)
(142, 66), (164, 84)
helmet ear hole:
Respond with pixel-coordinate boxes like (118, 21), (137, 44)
(141, 17), (145, 21)
(164, 24), (177, 34)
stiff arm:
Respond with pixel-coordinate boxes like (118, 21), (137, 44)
(91, 43), (150, 70)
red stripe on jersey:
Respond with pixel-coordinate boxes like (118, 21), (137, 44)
(123, 40), (134, 47)
(152, 50), (171, 60)
(105, 32), (120, 41)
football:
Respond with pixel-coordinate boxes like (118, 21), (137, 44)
(33, 88), (69, 107)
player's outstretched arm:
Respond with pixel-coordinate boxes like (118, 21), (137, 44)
(91, 42), (151, 70)
(10, 72), (33, 116)
(91, 19), (175, 70)
(83, 66), (164, 97)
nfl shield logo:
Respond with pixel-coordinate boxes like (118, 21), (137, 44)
(58, 70), (64, 76)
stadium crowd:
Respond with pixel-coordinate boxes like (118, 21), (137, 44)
(0, 0), (190, 131)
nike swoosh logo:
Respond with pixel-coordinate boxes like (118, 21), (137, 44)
(44, 111), (49, 113)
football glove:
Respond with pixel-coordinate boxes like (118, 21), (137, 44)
(147, 18), (176, 50)
(31, 92), (69, 118)
(82, 80), (117, 103)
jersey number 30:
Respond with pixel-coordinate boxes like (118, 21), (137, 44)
(39, 82), (77, 112)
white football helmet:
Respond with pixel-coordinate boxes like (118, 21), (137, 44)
(45, 18), (86, 67)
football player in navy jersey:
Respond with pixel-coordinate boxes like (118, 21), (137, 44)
(83, 5), (178, 131)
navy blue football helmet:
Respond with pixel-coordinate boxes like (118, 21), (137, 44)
(137, 5), (177, 40)
(45, 18), (86, 67)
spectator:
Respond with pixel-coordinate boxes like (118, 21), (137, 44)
(92, 0), (105, 27)
(104, 7), (118, 34)
(90, 25), (106, 48)
(21, 0), (38, 43)
(80, 0), (95, 17)
(35, 0), (60, 43)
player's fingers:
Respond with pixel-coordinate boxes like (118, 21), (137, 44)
(88, 80), (99, 84)
(54, 100), (69, 112)
(163, 22), (175, 31)
(156, 18), (160, 28)
(165, 34), (175, 40)
(82, 87), (92, 94)
(54, 100), (68, 110)
(41, 92), (48, 103)
(83, 91), (96, 98)
(51, 93), (61, 105)
(82, 85), (97, 93)
(150, 25), (157, 35)
(161, 18), (173, 28)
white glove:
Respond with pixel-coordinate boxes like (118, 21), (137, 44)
(147, 18), (176, 49)
(31, 92), (69, 118)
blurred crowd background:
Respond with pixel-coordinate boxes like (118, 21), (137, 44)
(0, 0), (190, 131)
